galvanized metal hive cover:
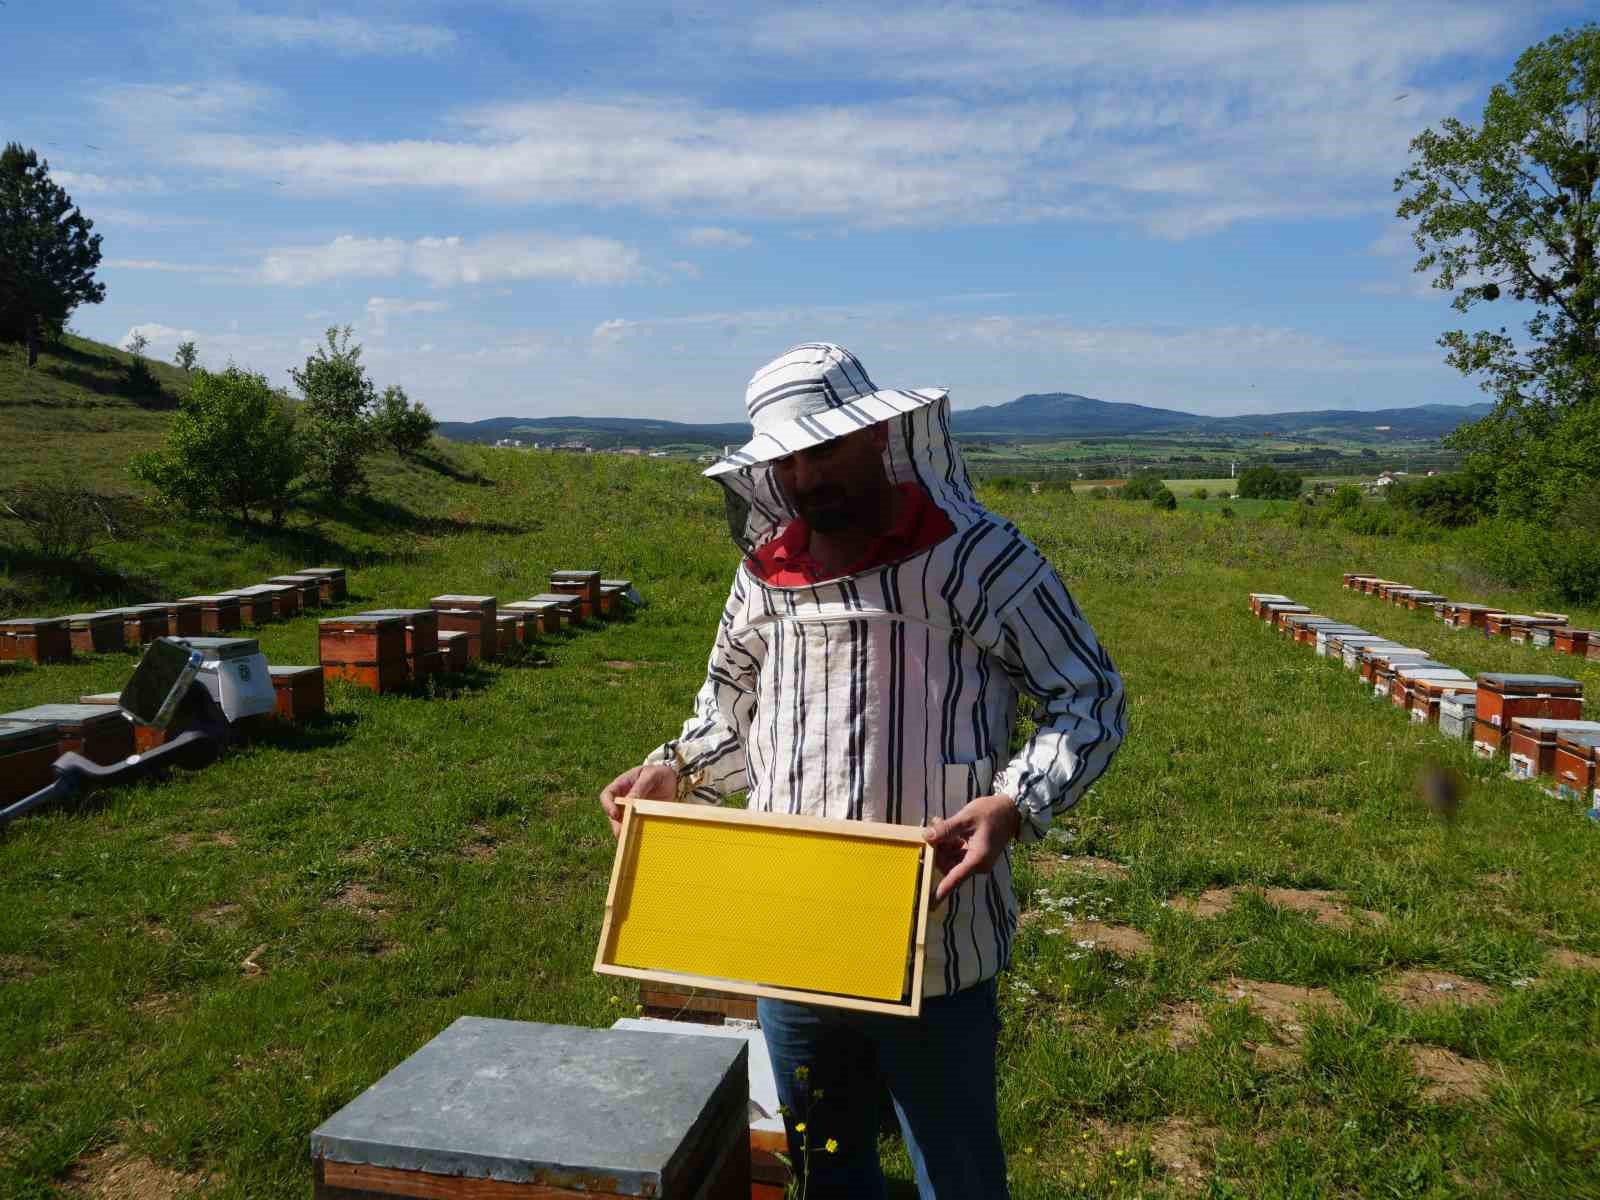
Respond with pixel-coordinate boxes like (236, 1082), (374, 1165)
(309, 1017), (746, 1195)
(0, 719), (58, 748)
(1508, 719), (1600, 734)
(176, 636), (260, 659)
(1479, 674), (1583, 689)
(3, 703), (125, 726)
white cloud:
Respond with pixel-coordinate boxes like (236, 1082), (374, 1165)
(104, 258), (248, 276)
(680, 226), (754, 249)
(365, 295), (450, 332)
(257, 233), (642, 286)
(222, 11), (455, 55)
(94, 81), (272, 130)
(121, 323), (197, 350)
(52, 171), (167, 197)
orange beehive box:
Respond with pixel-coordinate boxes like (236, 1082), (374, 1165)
(551, 570), (603, 620)
(409, 649), (445, 683)
(268, 575), (323, 610)
(1475, 673), (1584, 731)
(0, 618), (73, 664)
(119, 607), (167, 646)
(1410, 675), (1477, 726)
(1248, 592), (1292, 616)
(63, 611), (125, 654)
(227, 587), (279, 625)
(1552, 628), (1592, 656)
(296, 567), (348, 603)
(1502, 614), (1565, 646)
(177, 595), (243, 633)
(269, 665), (326, 723)
(319, 614), (409, 693)
(502, 601), (555, 636)
(360, 609), (439, 657)
(1, 704), (135, 766)
(1507, 719), (1600, 783)
(496, 612), (524, 649)
(438, 630), (469, 672)
(1261, 602), (1309, 628)
(0, 719), (61, 809)
(430, 596), (498, 661)
(1553, 731), (1600, 804)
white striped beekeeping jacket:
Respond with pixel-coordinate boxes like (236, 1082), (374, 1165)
(647, 394), (1126, 998)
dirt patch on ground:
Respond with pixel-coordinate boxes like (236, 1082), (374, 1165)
(1384, 970), (1496, 1010)
(1170, 887), (1236, 918)
(1161, 1002), (1210, 1049)
(61, 1145), (217, 1198)
(1408, 1044), (1495, 1102)
(1547, 948), (1600, 972)
(1220, 977), (1345, 1050)
(1080, 1117), (1216, 1192)
(0, 953), (42, 982)
(1170, 886), (1382, 929)
(328, 883), (389, 918)
(1066, 922), (1152, 957)
(130, 993), (177, 1018)
(341, 839), (394, 864)
(196, 903), (240, 926)
(1260, 887), (1385, 930)
(460, 822), (499, 862)
(166, 830), (237, 853)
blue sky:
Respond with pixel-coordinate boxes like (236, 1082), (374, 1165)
(4, 1), (1582, 422)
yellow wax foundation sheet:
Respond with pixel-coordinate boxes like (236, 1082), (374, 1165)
(595, 801), (934, 1016)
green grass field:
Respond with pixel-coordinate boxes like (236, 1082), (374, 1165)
(4, 344), (1600, 1198)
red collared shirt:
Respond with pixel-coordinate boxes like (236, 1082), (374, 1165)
(749, 483), (956, 586)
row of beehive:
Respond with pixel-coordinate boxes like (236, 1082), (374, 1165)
(1341, 572), (1598, 660)
(1251, 593), (1600, 809)
(0, 568), (348, 665)
(0, 636), (327, 811)
(318, 571), (636, 693)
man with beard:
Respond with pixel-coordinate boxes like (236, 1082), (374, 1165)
(600, 343), (1125, 1199)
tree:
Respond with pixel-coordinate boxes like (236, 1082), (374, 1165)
(1150, 486), (1178, 511)
(175, 340), (198, 373)
(373, 384), (438, 459)
(1236, 465), (1303, 499)
(1396, 24), (1600, 522)
(0, 144), (105, 367)
(1120, 468), (1167, 500)
(130, 366), (304, 525)
(290, 325), (376, 498)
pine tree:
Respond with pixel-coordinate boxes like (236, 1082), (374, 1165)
(0, 144), (105, 367)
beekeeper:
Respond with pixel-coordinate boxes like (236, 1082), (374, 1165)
(600, 342), (1126, 1199)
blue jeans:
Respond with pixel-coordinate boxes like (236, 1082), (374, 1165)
(757, 979), (1009, 1199)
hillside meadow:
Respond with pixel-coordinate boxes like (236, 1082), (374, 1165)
(3, 356), (1600, 1196)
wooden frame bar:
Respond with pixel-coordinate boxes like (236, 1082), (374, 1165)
(595, 801), (936, 1018)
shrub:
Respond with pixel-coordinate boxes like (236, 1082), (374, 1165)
(1328, 484), (1362, 514)
(1120, 469), (1167, 501)
(1150, 487), (1177, 511)
(1219, 504), (1235, 518)
(1192, 487), (1208, 500)
(373, 384), (438, 459)
(1236, 465), (1303, 500)
(0, 484), (144, 560)
(130, 365), (304, 525)
(1386, 472), (1490, 528)
(987, 476), (1027, 493)
(1088, 486), (1111, 500)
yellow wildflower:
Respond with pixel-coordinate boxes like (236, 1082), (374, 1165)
(795, 1122), (807, 1133)
(825, 1138), (839, 1154)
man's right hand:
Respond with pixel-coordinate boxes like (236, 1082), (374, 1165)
(598, 764), (679, 838)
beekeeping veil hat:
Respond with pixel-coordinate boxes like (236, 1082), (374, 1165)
(705, 342), (984, 557)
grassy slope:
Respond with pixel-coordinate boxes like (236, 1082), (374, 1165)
(1, 360), (1599, 1195)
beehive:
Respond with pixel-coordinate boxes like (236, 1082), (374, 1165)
(1363, 646), (1429, 686)
(269, 665), (326, 723)
(309, 1017), (750, 1200)
(1507, 719), (1600, 782)
(1501, 614), (1566, 646)
(1553, 731), (1600, 804)
(1553, 628), (1592, 657)
(267, 574), (323, 611)
(177, 595), (243, 634)
(529, 592), (583, 624)
(1407, 673), (1477, 725)
(319, 614), (409, 693)
(502, 601), (556, 637)
(1315, 626), (1368, 658)
(297, 567), (348, 603)
(1247, 592), (1292, 616)
(1440, 691), (1477, 741)
(1386, 663), (1453, 710)
(1341, 638), (1397, 672)
(0, 720), (61, 809)
(0, 618), (73, 664)
(62, 611), (125, 654)
(227, 586), (280, 625)
(1343, 572), (1377, 589)
(1475, 673), (1584, 731)
(1260, 602), (1309, 628)
(551, 570), (603, 620)
(1, 704), (135, 766)
(438, 630), (469, 672)
(496, 612), (524, 651)
(597, 801), (934, 1016)
(1449, 603), (1503, 631)
(361, 609), (440, 679)
(1405, 591), (1446, 611)
(431, 596), (498, 661)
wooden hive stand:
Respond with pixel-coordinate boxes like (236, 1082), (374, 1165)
(430, 596), (498, 662)
(319, 614), (410, 693)
(309, 1017), (750, 1200)
(0, 618), (73, 665)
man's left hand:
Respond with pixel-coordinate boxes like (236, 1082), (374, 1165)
(926, 794), (1022, 902)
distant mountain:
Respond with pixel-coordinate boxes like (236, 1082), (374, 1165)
(438, 395), (1493, 447)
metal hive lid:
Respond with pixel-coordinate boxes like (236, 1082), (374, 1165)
(176, 635), (260, 658)
(1478, 673), (1583, 689)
